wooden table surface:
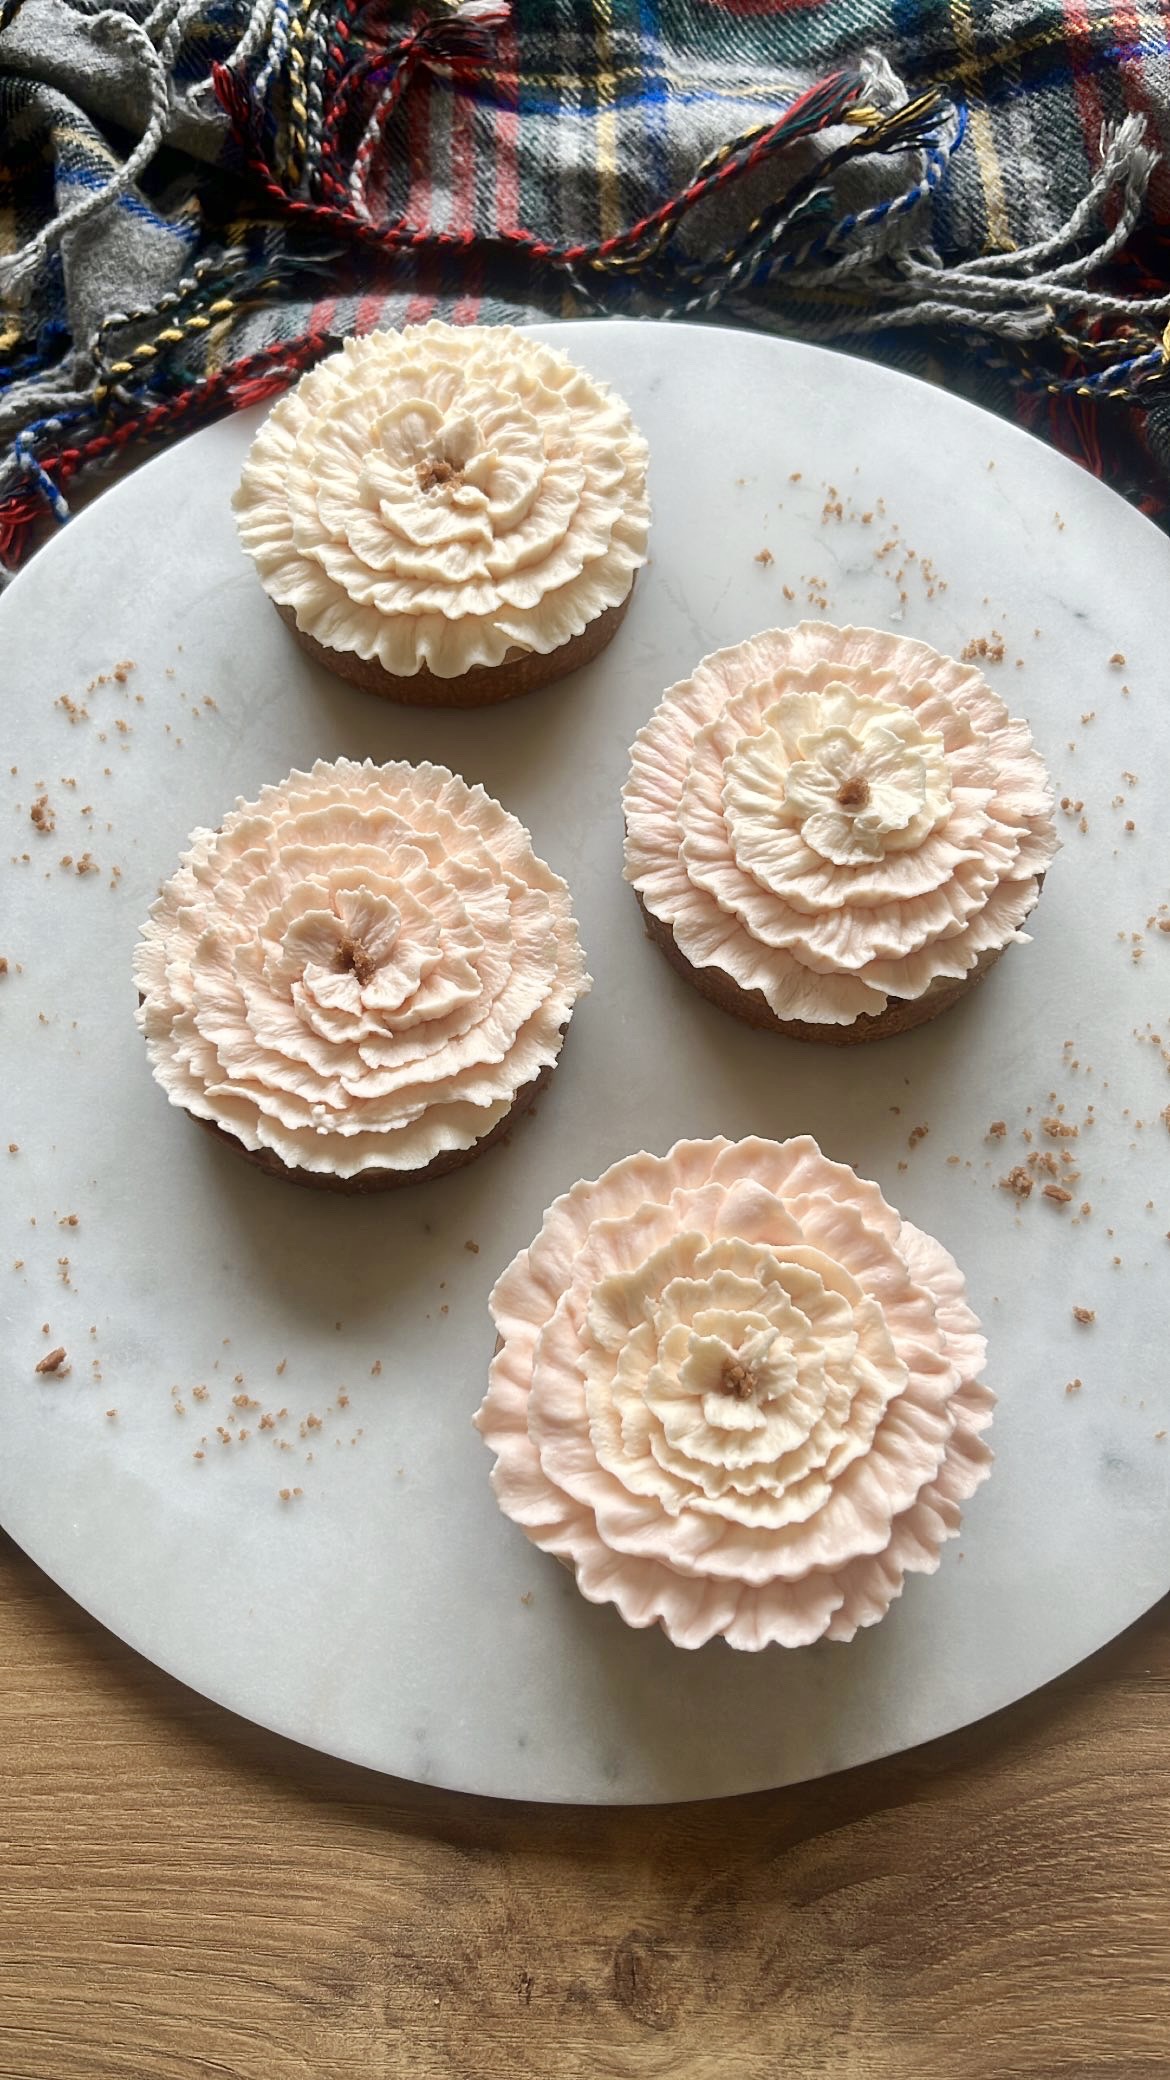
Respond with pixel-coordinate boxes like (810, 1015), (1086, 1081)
(1, 1529), (1167, 2080)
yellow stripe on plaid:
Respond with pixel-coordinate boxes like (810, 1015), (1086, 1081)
(592, 0), (622, 241)
(947, 0), (1013, 251)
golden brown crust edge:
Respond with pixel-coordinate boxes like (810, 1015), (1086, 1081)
(633, 889), (1006, 1046)
(275, 584), (634, 709)
(192, 1058), (556, 1193)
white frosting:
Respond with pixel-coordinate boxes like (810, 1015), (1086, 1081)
(233, 323), (650, 679)
(475, 1136), (993, 1649)
(624, 624), (1059, 1026)
(134, 758), (590, 1178)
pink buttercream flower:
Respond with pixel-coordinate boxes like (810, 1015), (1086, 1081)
(624, 625), (1058, 1026)
(134, 758), (589, 1179)
(475, 1136), (993, 1650)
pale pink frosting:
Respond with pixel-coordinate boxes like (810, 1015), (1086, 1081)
(623, 625), (1058, 1025)
(134, 758), (589, 1178)
(474, 1136), (992, 1650)
(233, 323), (650, 679)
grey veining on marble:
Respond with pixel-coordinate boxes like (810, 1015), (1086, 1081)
(2, 322), (1168, 1804)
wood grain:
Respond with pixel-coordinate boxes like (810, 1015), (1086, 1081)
(1, 1530), (1168, 2080)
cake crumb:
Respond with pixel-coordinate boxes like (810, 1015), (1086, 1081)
(988, 1120), (1007, 1139)
(1109, 652), (1126, 667)
(106, 1408), (117, 1420)
(371, 1359), (382, 1376)
(1042, 1184), (1073, 1205)
(35, 1346), (67, 1375)
(58, 1212), (78, 1227)
(275, 1357), (287, 1375)
(754, 547), (774, 567)
(1042, 1116), (1078, 1139)
(520, 1591), (533, 1607)
(1001, 1166), (1033, 1199)
(907, 1123), (929, 1151)
(464, 1239), (480, 1253)
(1073, 1307), (1096, 1324)
(1065, 1378), (1083, 1396)
(29, 792), (56, 835)
(961, 632), (1005, 664)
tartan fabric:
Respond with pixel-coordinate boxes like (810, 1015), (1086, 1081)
(2, 0), (1170, 570)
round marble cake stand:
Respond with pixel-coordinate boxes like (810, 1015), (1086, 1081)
(2, 322), (1168, 1804)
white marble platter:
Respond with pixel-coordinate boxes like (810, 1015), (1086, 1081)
(2, 321), (1168, 1804)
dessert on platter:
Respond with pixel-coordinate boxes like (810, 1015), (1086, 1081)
(475, 1135), (993, 1650)
(233, 322), (650, 706)
(623, 623), (1058, 1043)
(134, 756), (589, 1191)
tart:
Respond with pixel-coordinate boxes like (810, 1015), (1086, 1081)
(623, 624), (1058, 1042)
(134, 757), (589, 1189)
(233, 322), (650, 706)
(475, 1135), (992, 1649)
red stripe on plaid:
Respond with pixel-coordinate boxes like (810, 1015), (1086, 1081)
(450, 68), (481, 322)
(495, 15), (521, 236)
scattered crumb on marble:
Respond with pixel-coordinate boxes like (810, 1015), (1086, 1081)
(907, 1123), (929, 1151)
(961, 632), (1005, 664)
(1065, 1379), (1083, 1397)
(754, 547), (774, 567)
(371, 1359), (382, 1376)
(465, 1239), (480, 1253)
(35, 1346), (68, 1375)
(1073, 1306), (1096, 1324)
(1042, 1184), (1073, 1205)
(1109, 652), (1126, 667)
(1001, 1166), (1033, 1199)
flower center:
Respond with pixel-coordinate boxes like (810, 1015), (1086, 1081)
(836, 774), (871, 809)
(416, 456), (463, 492)
(337, 934), (377, 988)
(720, 1355), (756, 1401)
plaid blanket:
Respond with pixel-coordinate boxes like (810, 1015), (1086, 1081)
(2, 0), (1170, 570)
